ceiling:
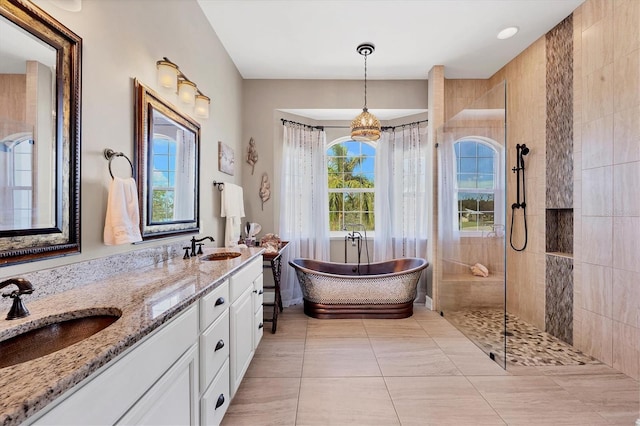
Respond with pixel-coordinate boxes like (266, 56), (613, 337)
(197, 0), (583, 80)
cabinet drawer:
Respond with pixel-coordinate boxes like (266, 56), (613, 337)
(229, 256), (262, 303)
(252, 275), (263, 312)
(200, 309), (229, 393)
(200, 359), (230, 426)
(254, 306), (263, 350)
(200, 280), (229, 330)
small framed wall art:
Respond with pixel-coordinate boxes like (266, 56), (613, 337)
(218, 141), (235, 175)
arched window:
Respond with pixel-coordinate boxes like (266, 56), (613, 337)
(454, 138), (503, 233)
(327, 137), (375, 231)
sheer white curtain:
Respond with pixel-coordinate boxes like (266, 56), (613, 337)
(438, 133), (460, 269)
(279, 124), (330, 307)
(173, 130), (196, 221)
(374, 124), (429, 262)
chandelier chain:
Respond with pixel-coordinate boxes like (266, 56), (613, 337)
(364, 53), (368, 109)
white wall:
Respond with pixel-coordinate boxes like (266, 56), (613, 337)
(1, 0), (243, 279)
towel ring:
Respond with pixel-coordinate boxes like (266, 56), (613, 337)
(104, 148), (134, 179)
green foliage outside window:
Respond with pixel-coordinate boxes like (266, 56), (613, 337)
(327, 142), (375, 231)
(151, 189), (174, 222)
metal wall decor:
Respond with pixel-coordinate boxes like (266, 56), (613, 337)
(259, 173), (271, 210)
(246, 137), (258, 175)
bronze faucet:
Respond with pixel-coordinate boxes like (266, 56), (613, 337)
(183, 236), (215, 258)
(0, 278), (34, 320)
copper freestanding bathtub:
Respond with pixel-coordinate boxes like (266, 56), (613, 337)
(289, 258), (428, 319)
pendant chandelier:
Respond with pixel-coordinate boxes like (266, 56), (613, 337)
(350, 43), (381, 142)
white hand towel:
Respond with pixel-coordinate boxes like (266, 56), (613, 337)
(220, 182), (245, 218)
(220, 183), (245, 247)
(104, 177), (142, 245)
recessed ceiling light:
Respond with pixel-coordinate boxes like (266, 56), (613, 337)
(497, 26), (519, 40)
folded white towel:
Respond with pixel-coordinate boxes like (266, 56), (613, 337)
(104, 177), (142, 245)
(220, 183), (245, 247)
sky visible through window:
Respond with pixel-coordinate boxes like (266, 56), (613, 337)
(327, 140), (375, 231)
(151, 137), (176, 222)
(456, 140), (496, 232)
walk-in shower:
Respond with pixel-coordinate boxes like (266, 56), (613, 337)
(436, 82), (596, 368)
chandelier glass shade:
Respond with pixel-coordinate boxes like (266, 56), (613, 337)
(350, 43), (381, 142)
(351, 107), (381, 141)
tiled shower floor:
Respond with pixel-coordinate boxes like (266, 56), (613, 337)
(444, 308), (600, 366)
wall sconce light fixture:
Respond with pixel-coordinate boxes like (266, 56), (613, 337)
(156, 57), (210, 119)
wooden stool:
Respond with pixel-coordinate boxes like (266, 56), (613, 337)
(262, 242), (287, 333)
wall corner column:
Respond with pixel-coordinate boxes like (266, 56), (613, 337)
(427, 65), (445, 310)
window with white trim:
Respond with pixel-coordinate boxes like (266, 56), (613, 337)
(327, 138), (375, 232)
(455, 139), (498, 233)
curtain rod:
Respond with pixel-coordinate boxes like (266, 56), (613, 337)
(280, 118), (323, 130)
(280, 118), (428, 131)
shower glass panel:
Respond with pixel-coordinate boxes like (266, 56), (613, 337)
(436, 81), (507, 369)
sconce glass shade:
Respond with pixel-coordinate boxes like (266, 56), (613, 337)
(157, 60), (178, 91)
(350, 107), (381, 141)
(194, 94), (210, 119)
(178, 80), (197, 105)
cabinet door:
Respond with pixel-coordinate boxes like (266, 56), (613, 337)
(254, 306), (264, 350)
(229, 286), (254, 397)
(252, 274), (264, 314)
(117, 344), (199, 425)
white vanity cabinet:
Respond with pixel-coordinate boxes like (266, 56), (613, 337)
(31, 305), (199, 425)
(24, 256), (263, 426)
(229, 256), (263, 397)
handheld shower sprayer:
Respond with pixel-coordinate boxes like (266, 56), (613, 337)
(510, 144), (530, 251)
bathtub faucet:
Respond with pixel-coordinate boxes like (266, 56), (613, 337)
(343, 223), (370, 272)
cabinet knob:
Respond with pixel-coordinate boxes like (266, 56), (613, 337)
(215, 394), (225, 410)
(214, 339), (225, 351)
(214, 297), (225, 306)
(258, 322), (264, 329)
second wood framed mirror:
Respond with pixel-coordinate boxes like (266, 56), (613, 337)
(134, 79), (200, 240)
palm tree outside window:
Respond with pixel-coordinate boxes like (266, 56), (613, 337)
(327, 138), (375, 232)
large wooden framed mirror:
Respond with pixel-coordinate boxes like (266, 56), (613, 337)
(134, 79), (200, 239)
(0, 0), (81, 266)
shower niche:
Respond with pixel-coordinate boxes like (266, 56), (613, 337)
(545, 209), (573, 256)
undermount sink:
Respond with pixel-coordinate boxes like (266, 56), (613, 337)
(0, 310), (121, 369)
(201, 252), (241, 261)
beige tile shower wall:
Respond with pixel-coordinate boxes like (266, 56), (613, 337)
(574, 0), (640, 379)
(489, 39), (547, 330)
(444, 79), (492, 122)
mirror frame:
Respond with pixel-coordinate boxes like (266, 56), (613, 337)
(134, 79), (200, 240)
(0, 0), (81, 266)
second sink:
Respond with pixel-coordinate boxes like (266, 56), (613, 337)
(0, 309), (121, 369)
(200, 252), (241, 261)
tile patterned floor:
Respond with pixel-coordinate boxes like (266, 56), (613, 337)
(222, 304), (639, 425)
(444, 308), (600, 366)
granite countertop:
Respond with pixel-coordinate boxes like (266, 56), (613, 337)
(0, 247), (264, 426)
